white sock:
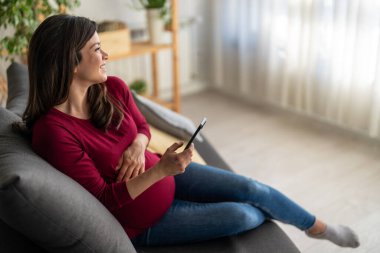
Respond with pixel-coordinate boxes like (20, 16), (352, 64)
(306, 224), (360, 248)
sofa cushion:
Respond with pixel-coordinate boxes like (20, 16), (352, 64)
(6, 62), (29, 116)
(132, 92), (203, 142)
(148, 125), (206, 165)
(0, 107), (136, 253)
(136, 221), (300, 253)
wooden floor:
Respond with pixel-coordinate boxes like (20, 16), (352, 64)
(181, 90), (380, 253)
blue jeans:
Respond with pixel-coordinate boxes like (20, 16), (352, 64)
(132, 162), (315, 246)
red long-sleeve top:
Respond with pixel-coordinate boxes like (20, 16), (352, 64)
(32, 76), (175, 238)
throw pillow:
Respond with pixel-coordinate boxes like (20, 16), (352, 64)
(131, 91), (204, 142)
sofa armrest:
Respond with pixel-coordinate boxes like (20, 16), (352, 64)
(193, 134), (232, 171)
(132, 92), (202, 142)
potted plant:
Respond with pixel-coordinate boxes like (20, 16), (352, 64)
(129, 79), (147, 95)
(139, 0), (166, 9)
(0, 0), (80, 62)
(131, 0), (169, 44)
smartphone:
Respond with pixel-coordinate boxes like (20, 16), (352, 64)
(185, 117), (207, 149)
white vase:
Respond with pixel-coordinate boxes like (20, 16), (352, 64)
(146, 9), (165, 44)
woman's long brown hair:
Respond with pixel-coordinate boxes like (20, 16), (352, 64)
(22, 14), (123, 132)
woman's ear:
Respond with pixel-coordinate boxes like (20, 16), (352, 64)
(74, 66), (78, 74)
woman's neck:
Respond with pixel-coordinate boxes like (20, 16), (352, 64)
(55, 81), (90, 120)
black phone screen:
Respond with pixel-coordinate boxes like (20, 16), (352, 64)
(185, 117), (207, 149)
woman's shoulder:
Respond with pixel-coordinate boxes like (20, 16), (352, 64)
(105, 76), (131, 101)
(33, 109), (81, 139)
(32, 109), (86, 156)
(34, 109), (64, 128)
(105, 76), (129, 92)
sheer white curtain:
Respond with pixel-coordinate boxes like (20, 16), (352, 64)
(211, 0), (380, 139)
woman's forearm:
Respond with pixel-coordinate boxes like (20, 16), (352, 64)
(125, 141), (193, 200)
(125, 164), (164, 199)
(123, 132), (155, 198)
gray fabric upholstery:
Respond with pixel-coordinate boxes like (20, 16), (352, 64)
(0, 219), (48, 253)
(6, 62), (29, 117)
(132, 92), (203, 142)
(193, 134), (231, 170)
(136, 221), (300, 253)
(0, 107), (136, 253)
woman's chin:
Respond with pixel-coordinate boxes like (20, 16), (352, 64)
(99, 73), (108, 82)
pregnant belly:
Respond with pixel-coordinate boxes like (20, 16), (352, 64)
(113, 175), (175, 229)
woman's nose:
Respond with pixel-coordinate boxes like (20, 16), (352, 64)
(101, 49), (108, 60)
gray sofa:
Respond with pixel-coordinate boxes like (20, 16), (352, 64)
(0, 62), (300, 253)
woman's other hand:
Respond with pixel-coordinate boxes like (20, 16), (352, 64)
(116, 134), (148, 182)
(156, 141), (194, 177)
(124, 141), (193, 200)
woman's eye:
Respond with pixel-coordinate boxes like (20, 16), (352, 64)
(95, 47), (101, 51)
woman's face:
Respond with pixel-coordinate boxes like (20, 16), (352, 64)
(74, 32), (108, 85)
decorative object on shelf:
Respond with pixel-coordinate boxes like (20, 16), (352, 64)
(136, 0), (169, 44)
(130, 28), (148, 43)
(97, 21), (131, 57)
(0, 0), (80, 62)
(129, 79), (147, 95)
(109, 0), (180, 112)
(146, 8), (165, 44)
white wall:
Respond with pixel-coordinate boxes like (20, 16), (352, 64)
(0, 0), (212, 98)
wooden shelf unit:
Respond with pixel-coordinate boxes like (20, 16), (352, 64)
(107, 43), (172, 60)
(106, 0), (180, 112)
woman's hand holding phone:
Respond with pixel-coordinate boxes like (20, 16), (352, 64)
(155, 117), (207, 177)
(156, 141), (194, 177)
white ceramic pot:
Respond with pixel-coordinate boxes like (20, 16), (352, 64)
(146, 8), (165, 44)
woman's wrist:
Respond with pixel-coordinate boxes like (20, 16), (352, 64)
(133, 133), (149, 150)
(152, 163), (166, 179)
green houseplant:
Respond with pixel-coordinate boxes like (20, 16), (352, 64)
(137, 0), (169, 44)
(0, 0), (80, 62)
(129, 0), (168, 15)
(129, 79), (147, 95)
(139, 0), (166, 9)
(132, 0), (170, 44)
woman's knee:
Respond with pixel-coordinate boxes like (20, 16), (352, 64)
(235, 177), (271, 201)
(222, 203), (266, 234)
